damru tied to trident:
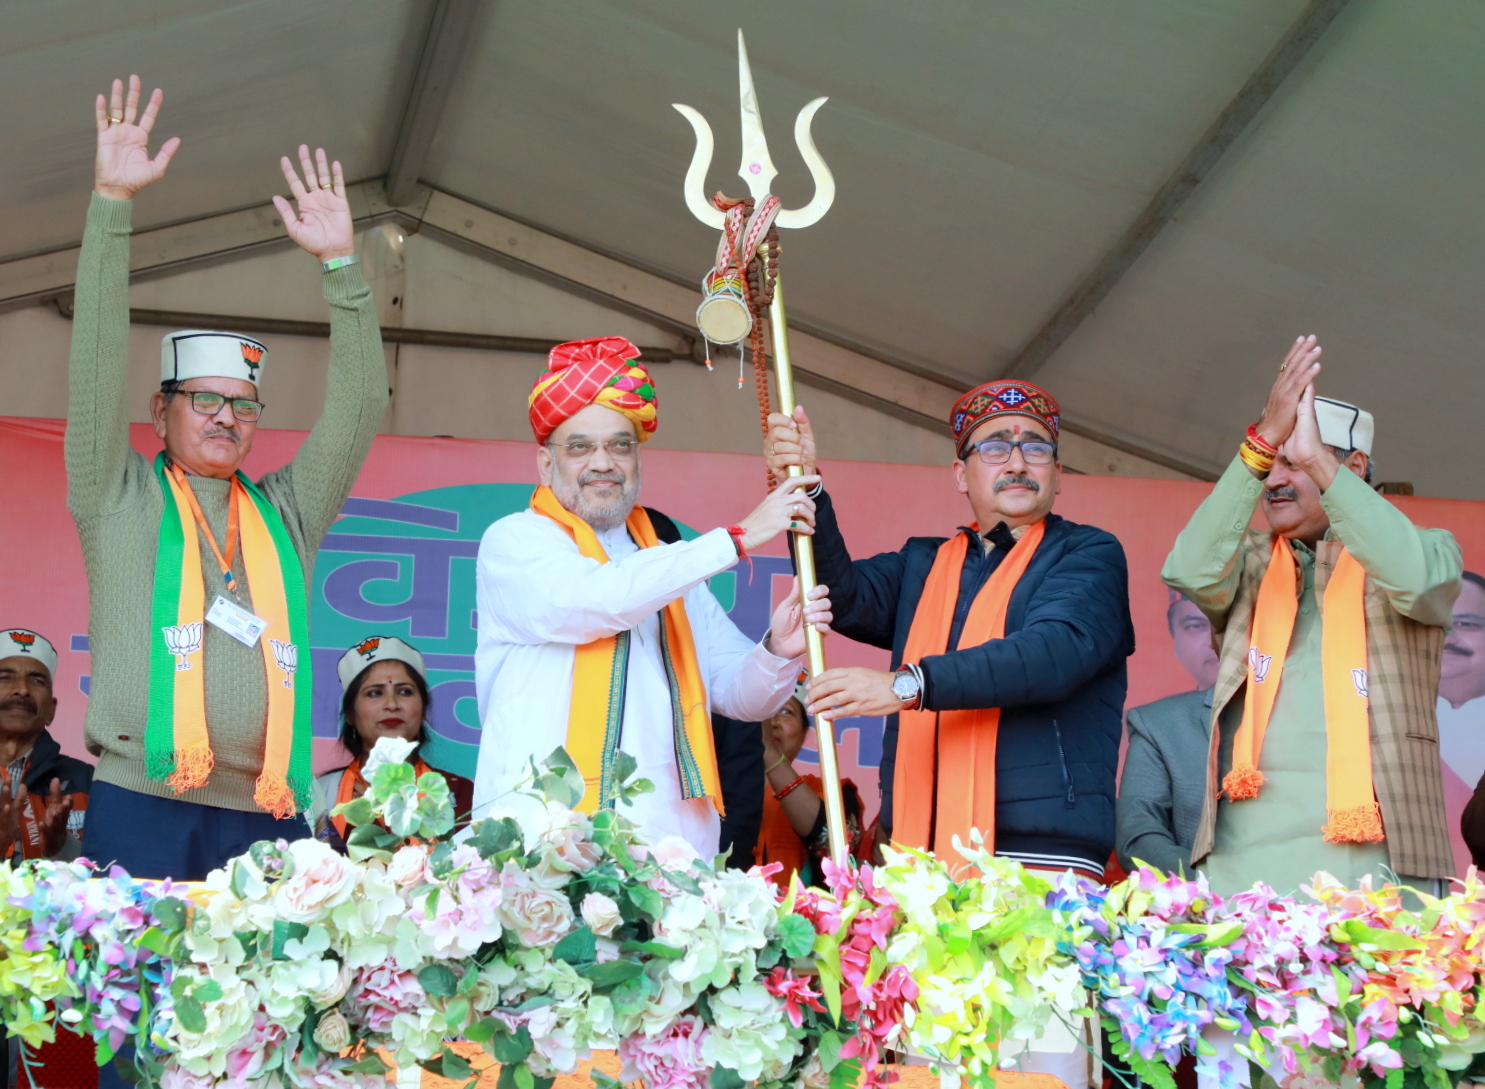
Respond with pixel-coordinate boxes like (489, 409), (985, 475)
(672, 30), (851, 864)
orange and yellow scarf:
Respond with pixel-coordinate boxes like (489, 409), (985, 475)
(146, 454), (313, 819)
(530, 486), (721, 814)
(1223, 538), (1381, 843)
(893, 520), (1045, 862)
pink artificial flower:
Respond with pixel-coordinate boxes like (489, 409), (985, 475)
(765, 967), (827, 1028)
(223, 1011), (287, 1086)
(346, 963), (425, 1033)
(617, 1015), (710, 1089)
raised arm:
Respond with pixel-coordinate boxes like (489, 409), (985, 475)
(765, 407), (905, 648)
(479, 476), (822, 646)
(1284, 383), (1462, 626)
(66, 76), (180, 521)
(258, 147), (388, 551)
(1162, 337), (1323, 624)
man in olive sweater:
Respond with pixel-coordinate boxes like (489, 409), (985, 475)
(67, 76), (387, 882)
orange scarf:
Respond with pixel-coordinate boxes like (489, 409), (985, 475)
(530, 486), (721, 814)
(332, 758), (430, 843)
(1223, 538), (1381, 843)
(755, 775), (821, 883)
(892, 520), (1045, 863)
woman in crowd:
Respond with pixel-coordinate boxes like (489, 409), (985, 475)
(311, 636), (475, 849)
(753, 681), (865, 886)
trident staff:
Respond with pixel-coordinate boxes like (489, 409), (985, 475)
(673, 32), (849, 864)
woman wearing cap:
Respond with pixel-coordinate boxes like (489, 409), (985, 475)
(311, 636), (475, 850)
(753, 682), (864, 887)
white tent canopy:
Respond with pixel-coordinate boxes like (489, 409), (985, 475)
(3, 0), (1482, 495)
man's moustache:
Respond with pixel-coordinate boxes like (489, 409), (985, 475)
(1265, 485), (1299, 502)
(202, 427), (239, 443)
(579, 471), (626, 487)
(1445, 641), (1473, 657)
(994, 474), (1039, 494)
(0, 697), (36, 715)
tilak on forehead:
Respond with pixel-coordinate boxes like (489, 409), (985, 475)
(528, 337), (659, 444)
(950, 379), (1061, 457)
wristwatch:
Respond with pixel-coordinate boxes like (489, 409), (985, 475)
(891, 667), (921, 711)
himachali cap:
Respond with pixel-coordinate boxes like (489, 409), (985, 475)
(1314, 396), (1374, 458)
(161, 331), (268, 387)
(528, 337), (659, 445)
(338, 636), (426, 693)
(0, 629), (57, 679)
(949, 379), (1061, 458)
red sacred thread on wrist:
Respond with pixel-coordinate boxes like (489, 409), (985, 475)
(726, 525), (752, 574)
(1245, 424), (1278, 455)
(773, 775), (807, 802)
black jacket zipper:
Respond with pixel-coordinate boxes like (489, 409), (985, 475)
(1052, 719), (1076, 808)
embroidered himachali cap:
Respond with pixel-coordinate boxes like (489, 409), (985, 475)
(337, 636), (426, 693)
(528, 337), (659, 445)
(1314, 396), (1374, 458)
(0, 629), (57, 678)
(950, 379), (1061, 457)
(161, 331), (269, 386)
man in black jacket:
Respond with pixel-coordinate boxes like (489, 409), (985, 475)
(765, 381), (1133, 879)
(0, 629), (92, 861)
(767, 380), (1132, 1089)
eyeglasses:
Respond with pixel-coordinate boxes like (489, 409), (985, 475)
(176, 389), (265, 423)
(546, 439), (639, 460)
(966, 439), (1057, 465)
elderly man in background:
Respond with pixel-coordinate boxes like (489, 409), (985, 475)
(766, 380), (1134, 1089)
(1163, 336), (1460, 897)
(67, 76), (388, 884)
(0, 630), (92, 862)
(473, 337), (831, 858)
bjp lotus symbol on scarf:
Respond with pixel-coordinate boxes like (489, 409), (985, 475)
(1248, 646), (1273, 684)
(1352, 668), (1368, 698)
(270, 639), (297, 689)
(163, 623), (203, 671)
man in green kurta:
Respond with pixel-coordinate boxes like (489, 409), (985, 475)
(67, 75), (388, 886)
(1162, 336), (1459, 897)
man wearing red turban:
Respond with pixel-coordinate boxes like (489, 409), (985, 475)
(473, 337), (833, 857)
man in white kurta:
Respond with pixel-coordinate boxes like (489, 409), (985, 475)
(472, 336), (829, 857)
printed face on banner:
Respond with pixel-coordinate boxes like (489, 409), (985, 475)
(1437, 573), (1485, 874)
(1168, 595), (1220, 691)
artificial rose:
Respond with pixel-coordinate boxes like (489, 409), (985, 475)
(307, 961), (355, 1010)
(273, 840), (357, 924)
(497, 863), (575, 947)
(159, 1066), (216, 1089)
(313, 1008), (352, 1053)
(223, 1012), (287, 1084)
(651, 836), (700, 870)
(386, 845), (430, 889)
(618, 1014), (710, 1089)
(581, 892), (622, 937)
(346, 963), (425, 1033)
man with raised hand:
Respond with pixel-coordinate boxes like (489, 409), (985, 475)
(474, 337), (831, 858)
(1163, 336), (1460, 896)
(67, 76), (388, 884)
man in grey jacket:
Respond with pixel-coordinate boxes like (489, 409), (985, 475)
(1116, 687), (1212, 876)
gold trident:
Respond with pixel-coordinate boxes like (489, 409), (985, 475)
(673, 31), (849, 866)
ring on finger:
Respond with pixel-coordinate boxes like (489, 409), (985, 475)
(109, 115), (122, 124)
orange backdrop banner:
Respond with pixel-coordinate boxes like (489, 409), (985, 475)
(5, 417), (1484, 874)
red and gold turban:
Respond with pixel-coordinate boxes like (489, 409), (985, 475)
(528, 337), (659, 444)
(950, 379), (1060, 456)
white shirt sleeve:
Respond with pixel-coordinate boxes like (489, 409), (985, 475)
(687, 581), (804, 722)
(477, 512), (742, 646)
